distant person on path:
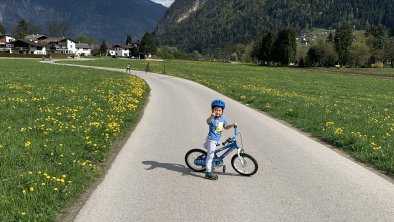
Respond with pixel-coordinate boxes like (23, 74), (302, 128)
(145, 62), (151, 73)
(126, 63), (131, 73)
(204, 100), (237, 180)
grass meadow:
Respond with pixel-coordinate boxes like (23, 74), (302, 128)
(61, 58), (394, 177)
(0, 59), (148, 221)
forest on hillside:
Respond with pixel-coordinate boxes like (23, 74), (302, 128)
(155, 0), (394, 53)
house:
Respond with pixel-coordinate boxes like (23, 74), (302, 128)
(39, 37), (76, 54)
(75, 43), (91, 56)
(106, 45), (116, 56)
(11, 39), (46, 55)
(113, 44), (130, 57)
(0, 34), (16, 53)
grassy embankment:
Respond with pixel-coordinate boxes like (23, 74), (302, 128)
(0, 59), (148, 221)
(61, 58), (394, 177)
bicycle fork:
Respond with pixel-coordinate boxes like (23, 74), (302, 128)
(237, 148), (246, 166)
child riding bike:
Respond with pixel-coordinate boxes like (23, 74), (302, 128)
(204, 99), (237, 180)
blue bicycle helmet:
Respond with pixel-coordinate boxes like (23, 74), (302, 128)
(211, 99), (225, 109)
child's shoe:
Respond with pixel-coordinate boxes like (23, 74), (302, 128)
(204, 172), (218, 180)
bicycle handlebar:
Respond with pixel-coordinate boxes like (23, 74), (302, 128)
(222, 125), (238, 145)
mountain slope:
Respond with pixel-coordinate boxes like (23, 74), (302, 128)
(0, 0), (166, 44)
(155, 0), (394, 52)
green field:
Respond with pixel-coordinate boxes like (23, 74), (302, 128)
(61, 58), (394, 177)
(0, 59), (148, 221)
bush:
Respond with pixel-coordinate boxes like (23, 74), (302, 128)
(371, 63), (384, 68)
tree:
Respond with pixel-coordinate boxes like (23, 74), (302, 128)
(251, 37), (262, 63)
(125, 35), (132, 45)
(365, 25), (386, 63)
(334, 22), (353, 66)
(75, 35), (97, 47)
(306, 38), (338, 67)
(0, 23), (5, 34)
(273, 28), (297, 65)
(140, 32), (157, 55)
(348, 41), (371, 67)
(13, 19), (29, 39)
(259, 32), (275, 64)
(47, 20), (70, 36)
(99, 40), (107, 56)
(384, 37), (394, 67)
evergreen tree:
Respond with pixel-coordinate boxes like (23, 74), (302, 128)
(0, 23), (5, 34)
(273, 28), (297, 65)
(259, 32), (275, 64)
(140, 32), (157, 55)
(13, 19), (29, 39)
(334, 23), (353, 66)
(99, 40), (107, 56)
(126, 35), (132, 45)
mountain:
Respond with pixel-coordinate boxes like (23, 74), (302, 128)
(155, 0), (394, 52)
(0, 0), (166, 44)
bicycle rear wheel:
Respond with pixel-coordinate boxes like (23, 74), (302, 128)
(185, 149), (207, 172)
(231, 153), (258, 176)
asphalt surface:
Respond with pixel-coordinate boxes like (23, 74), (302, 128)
(50, 63), (394, 222)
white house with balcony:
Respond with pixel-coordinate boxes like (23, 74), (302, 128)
(40, 37), (76, 54)
(75, 43), (91, 56)
(11, 39), (46, 55)
(0, 34), (16, 53)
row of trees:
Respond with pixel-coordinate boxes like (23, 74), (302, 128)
(251, 28), (297, 65)
(251, 24), (394, 67)
(1, 19), (71, 39)
(304, 24), (394, 67)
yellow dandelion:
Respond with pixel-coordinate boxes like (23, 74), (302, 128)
(54, 188), (59, 191)
(22, 190), (27, 194)
(21, 212), (26, 216)
(325, 121), (335, 127)
(335, 127), (343, 135)
(62, 174), (67, 178)
(28, 171), (33, 175)
(24, 141), (31, 148)
(41, 183), (45, 186)
(29, 187), (34, 192)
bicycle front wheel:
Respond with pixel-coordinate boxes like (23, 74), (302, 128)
(185, 149), (207, 172)
(231, 153), (258, 176)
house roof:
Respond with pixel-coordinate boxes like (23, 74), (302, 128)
(113, 44), (131, 49)
(0, 34), (15, 38)
(12, 39), (46, 47)
(25, 34), (47, 40)
(39, 37), (76, 44)
(76, 43), (91, 49)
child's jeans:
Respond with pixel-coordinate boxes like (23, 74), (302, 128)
(204, 137), (218, 173)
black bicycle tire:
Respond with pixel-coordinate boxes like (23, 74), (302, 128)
(185, 149), (207, 172)
(231, 153), (258, 176)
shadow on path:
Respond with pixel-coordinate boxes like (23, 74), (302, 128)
(142, 161), (204, 178)
(142, 161), (243, 178)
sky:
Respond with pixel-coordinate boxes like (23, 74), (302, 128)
(151, 0), (175, 7)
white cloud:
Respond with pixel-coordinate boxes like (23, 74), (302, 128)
(151, 0), (175, 7)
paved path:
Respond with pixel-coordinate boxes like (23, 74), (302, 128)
(48, 62), (394, 222)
